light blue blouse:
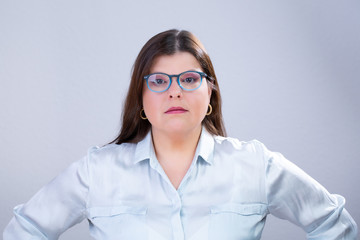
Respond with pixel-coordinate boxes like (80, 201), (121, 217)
(3, 128), (358, 239)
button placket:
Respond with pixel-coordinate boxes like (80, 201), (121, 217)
(170, 191), (184, 240)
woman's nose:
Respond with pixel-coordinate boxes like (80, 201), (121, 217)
(168, 77), (182, 99)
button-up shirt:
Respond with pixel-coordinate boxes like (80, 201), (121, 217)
(3, 128), (358, 239)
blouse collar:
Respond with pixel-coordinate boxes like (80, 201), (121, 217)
(133, 126), (215, 166)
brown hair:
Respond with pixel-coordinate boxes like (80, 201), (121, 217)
(111, 29), (226, 144)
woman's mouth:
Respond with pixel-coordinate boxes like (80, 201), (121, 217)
(165, 107), (188, 114)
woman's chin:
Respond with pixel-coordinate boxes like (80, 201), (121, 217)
(153, 122), (201, 136)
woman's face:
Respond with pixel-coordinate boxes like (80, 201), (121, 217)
(142, 52), (212, 136)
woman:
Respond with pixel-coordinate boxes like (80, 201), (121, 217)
(4, 29), (358, 239)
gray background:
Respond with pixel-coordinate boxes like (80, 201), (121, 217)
(1, 0), (359, 239)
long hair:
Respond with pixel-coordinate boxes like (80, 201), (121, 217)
(110, 29), (226, 144)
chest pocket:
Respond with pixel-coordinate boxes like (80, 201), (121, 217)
(209, 203), (268, 240)
(87, 205), (148, 240)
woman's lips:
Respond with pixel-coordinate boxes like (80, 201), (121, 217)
(165, 107), (188, 114)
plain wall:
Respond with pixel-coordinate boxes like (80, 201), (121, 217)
(1, 0), (359, 239)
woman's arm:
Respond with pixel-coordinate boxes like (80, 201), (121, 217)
(3, 155), (90, 240)
(260, 142), (358, 239)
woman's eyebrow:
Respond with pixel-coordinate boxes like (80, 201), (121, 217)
(149, 69), (202, 74)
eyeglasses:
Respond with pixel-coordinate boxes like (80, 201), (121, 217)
(144, 71), (208, 93)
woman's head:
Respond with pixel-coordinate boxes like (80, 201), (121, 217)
(112, 29), (226, 144)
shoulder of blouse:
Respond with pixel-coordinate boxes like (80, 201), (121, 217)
(85, 142), (138, 165)
(212, 135), (267, 154)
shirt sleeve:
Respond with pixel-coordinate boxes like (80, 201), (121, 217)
(3, 153), (90, 240)
(258, 141), (358, 239)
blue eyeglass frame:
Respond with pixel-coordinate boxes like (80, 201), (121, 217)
(143, 70), (208, 93)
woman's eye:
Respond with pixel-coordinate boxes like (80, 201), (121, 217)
(180, 72), (200, 85)
(150, 78), (167, 85)
(155, 79), (165, 84)
(184, 77), (195, 83)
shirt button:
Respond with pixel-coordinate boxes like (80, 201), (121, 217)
(180, 209), (184, 216)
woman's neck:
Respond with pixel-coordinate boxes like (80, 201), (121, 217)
(151, 126), (202, 189)
(151, 126), (202, 160)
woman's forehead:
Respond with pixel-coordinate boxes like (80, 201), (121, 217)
(150, 52), (202, 74)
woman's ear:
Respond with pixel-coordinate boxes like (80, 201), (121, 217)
(207, 82), (212, 101)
